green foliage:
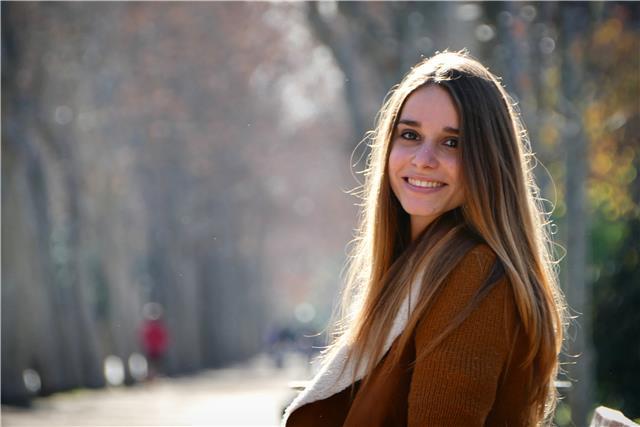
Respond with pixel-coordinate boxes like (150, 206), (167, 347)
(582, 6), (640, 418)
(592, 211), (640, 418)
(554, 401), (572, 426)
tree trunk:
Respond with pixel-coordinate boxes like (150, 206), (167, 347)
(560, 3), (595, 424)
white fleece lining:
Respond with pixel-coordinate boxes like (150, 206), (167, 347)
(281, 276), (423, 426)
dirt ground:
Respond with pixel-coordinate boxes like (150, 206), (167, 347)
(1, 353), (312, 427)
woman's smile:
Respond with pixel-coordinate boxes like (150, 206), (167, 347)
(404, 177), (447, 191)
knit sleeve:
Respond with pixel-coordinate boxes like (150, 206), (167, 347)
(408, 244), (518, 426)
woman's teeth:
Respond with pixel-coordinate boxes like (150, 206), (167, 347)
(407, 178), (444, 188)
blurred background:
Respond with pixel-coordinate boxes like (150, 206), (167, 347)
(2, 2), (638, 426)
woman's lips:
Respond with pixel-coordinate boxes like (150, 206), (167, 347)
(403, 177), (447, 193)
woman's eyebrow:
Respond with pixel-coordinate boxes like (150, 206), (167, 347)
(397, 119), (421, 127)
(397, 119), (460, 134)
(443, 126), (460, 134)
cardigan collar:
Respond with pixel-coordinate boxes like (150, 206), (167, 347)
(281, 276), (423, 426)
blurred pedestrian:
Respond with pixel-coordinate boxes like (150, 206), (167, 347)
(266, 325), (296, 369)
(141, 302), (168, 380)
(283, 51), (566, 426)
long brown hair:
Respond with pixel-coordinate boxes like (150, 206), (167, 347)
(327, 51), (566, 423)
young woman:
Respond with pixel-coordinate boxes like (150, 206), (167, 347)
(282, 51), (566, 426)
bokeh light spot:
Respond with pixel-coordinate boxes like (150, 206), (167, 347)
(540, 37), (556, 54)
(456, 4), (481, 21)
(54, 105), (73, 125)
(475, 24), (495, 42)
(294, 302), (316, 324)
(104, 355), (125, 386)
(23, 369), (42, 394)
(128, 353), (148, 381)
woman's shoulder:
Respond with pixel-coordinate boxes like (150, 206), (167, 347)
(460, 242), (497, 269)
(437, 243), (520, 338)
(414, 242), (519, 352)
(444, 242), (504, 294)
(415, 241), (518, 337)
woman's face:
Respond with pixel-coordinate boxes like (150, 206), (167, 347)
(388, 85), (465, 239)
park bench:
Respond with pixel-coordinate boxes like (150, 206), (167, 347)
(590, 406), (638, 427)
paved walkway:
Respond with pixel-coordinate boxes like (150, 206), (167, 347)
(2, 353), (313, 427)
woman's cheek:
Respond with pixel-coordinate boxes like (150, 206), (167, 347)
(388, 143), (409, 169)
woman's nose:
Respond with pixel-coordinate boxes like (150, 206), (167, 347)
(412, 143), (439, 168)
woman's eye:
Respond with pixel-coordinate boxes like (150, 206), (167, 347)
(400, 130), (419, 141)
(443, 138), (458, 148)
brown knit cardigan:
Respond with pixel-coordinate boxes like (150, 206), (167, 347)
(283, 244), (534, 426)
